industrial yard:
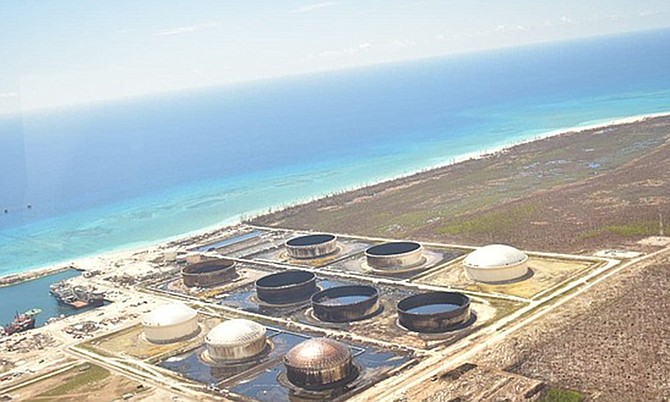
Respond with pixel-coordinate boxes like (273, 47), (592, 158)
(0, 224), (631, 402)
(1, 116), (669, 401)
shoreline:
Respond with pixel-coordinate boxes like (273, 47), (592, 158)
(2, 110), (669, 285)
(0, 264), (75, 288)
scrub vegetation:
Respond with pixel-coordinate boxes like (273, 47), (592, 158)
(253, 116), (670, 253)
(539, 388), (584, 402)
(580, 220), (660, 239)
(39, 364), (110, 397)
(435, 204), (538, 236)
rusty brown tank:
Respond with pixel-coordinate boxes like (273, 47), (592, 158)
(311, 285), (379, 322)
(283, 337), (357, 390)
(181, 258), (237, 288)
(255, 270), (317, 305)
(397, 291), (471, 333)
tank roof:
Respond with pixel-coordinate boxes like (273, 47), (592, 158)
(256, 270), (315, 288)
(205, 319), (266, 347)
(142, 302), (197, 327)
(366, 241), (421, 256)
(182, 258), (235, 273)
(284, 337), (351, 370)
(463, 244), (528, 269)
(286, 234), (335, 247)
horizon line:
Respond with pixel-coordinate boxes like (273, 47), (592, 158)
(3, 26), (669, 118)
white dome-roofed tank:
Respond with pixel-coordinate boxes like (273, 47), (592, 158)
(141, 302), (199, 344)
(463, 244), (529, 283)
(204, 319), (268, 363)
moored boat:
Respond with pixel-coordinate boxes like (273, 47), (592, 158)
(49, 281), (105, 309)
(2, 309), (41, 336)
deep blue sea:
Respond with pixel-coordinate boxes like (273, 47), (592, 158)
(1, 29), (670, 275)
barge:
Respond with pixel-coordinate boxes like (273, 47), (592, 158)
(50, 281), (105, 309)
(2, 309), (41, 336)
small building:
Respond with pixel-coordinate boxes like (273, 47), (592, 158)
(463, 244), (529, 283)
(141, 302), (199, 344)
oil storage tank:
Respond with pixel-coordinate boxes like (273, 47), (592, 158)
(284, 337), (357, 390)
(397, 291), (471, 333)
(204, 319), (267, 363)
(311, 285), (380, 322)
(285, 234), (338, 259)
(255, 270), (317, 305)
(142, 302), (199, 344)
(463, 244), (529, 283)
(365, 241), (424, 271)
(181, 258), (237, 288)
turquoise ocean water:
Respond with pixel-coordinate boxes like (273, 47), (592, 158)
(0, 269), (83, 326)
(1, 29), (670, 275)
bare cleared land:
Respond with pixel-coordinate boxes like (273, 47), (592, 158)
(252, 116), (670, 254)
(474, 249), (670, 401)
(84, 316), (220, 361)
(417, 256), (597, 300)
(392, 250), (670, 401)
(9, 363), (152, 402)
(400, 364), (546, 402)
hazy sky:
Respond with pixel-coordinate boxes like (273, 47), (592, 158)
(2, 1), (669, 113)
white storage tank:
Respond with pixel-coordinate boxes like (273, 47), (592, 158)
(142, 302), (199, 344)
(204, 319), (267, 362)
(463, 244), (529, 283)
(163, 250), (178, 262)
(185, 252), (203, 264)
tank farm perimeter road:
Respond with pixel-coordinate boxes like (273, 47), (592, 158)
(1, 116), (670, 402)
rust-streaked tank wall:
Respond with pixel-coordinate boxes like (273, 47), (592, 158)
(311, 285), (379, 322)
(365, 242), (423, 270)
(204, 319), (268, 363)
(284, 338), (357, 390)
(397, 291), (471, 333)
(255, 270), (317, 304)
(181, 258), (237, 288)
(285, 234), (338, 259)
